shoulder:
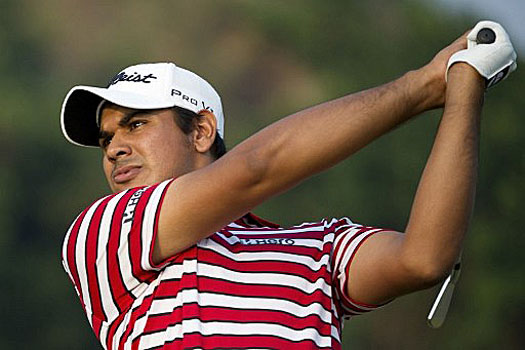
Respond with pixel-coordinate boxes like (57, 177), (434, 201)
(70, 179), (175, 225)
(62, 180), (173, 247)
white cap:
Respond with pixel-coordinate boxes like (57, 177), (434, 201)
(60, 62), (224, 147)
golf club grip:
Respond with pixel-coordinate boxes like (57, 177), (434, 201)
(476, 28), (496, 44)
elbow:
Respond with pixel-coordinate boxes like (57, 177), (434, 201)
(399, 227), (465, 290)
(401, 254), (455, 290)
(226, 134), (298, 203)
(413, 263), (451, 289)
(230, 146), (274, 191)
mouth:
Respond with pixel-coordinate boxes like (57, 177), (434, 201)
(112, 165), (142, 184)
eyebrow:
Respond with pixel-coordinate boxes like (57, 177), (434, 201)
(118, 110), (152, 126)
(98, 109), (156, 140)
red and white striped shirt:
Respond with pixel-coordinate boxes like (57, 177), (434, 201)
(62, 179), (386, 350)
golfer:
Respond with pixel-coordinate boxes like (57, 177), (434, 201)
(60, 21), (516, 349)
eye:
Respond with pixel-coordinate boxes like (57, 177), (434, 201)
(129, 120), (146, 130)
(100, 135), (113, 149)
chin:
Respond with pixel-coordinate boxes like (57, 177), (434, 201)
(110, 172), (174, 193)
(111, 180), (143, 193)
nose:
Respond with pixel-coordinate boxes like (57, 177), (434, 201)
(106, 132), (132, 162)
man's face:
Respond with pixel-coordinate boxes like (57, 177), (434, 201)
(99, 104), (197, 192)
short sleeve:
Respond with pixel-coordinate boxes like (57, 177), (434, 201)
(327, 217), (389, 318)
(61, 178), (174, 327)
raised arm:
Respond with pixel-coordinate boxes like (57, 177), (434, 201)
(154, 35), (468, 263)
(344, 21), (517, 304)
(346, 63), (484, 304)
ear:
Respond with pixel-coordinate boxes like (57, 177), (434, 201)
(192, 110), (217, 154)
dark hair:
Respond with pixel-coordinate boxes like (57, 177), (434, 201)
(171, 106), (227, 159)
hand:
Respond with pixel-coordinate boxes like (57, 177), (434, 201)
(447, 21), (518, 89)
(417, 31), (469, 109)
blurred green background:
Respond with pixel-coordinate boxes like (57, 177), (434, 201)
(1, 0), (523, 349)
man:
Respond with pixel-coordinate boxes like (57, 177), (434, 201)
(61, 22), (516, 350)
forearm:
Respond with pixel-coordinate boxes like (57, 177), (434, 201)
(230, 66), (441, 197)
(402, 64), (485, 278)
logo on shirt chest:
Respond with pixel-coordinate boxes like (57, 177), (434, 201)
(240, 238), (295, 245)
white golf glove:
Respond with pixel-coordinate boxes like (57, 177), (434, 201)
(447, 21), (517, 88)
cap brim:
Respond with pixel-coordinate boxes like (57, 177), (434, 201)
(60, 86), (173, 147)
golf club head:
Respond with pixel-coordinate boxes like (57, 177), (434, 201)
(427, 261), (462, 328)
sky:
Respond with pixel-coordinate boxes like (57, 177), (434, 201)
(430, 0), (525, 55)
